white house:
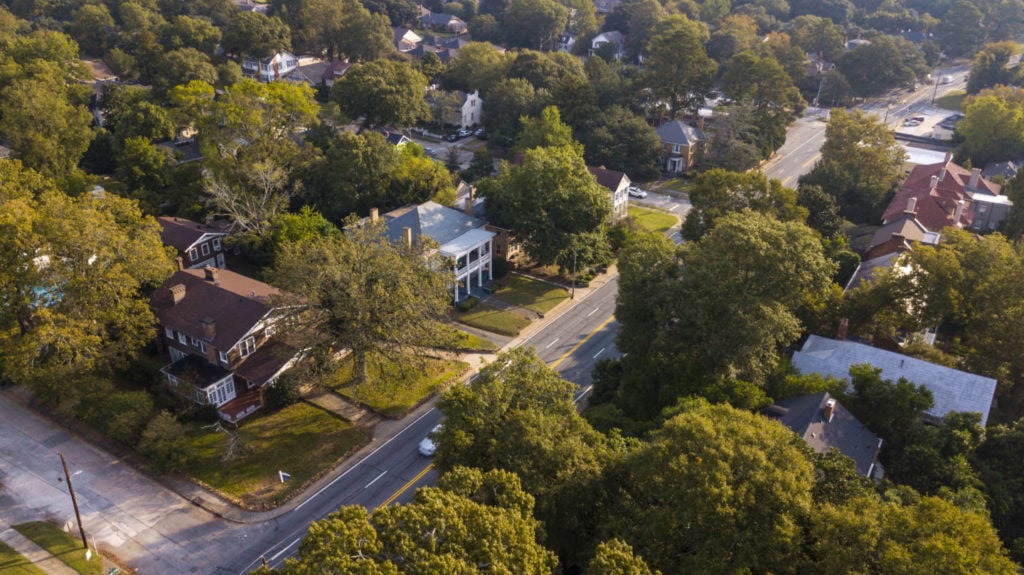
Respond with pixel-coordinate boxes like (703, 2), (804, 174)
(242, 51), (299, 82)
(591, 31), (626, 60)
(426, 89), (484, 129)
(379, 201), (495, 303)
(588, 166), (630, 221)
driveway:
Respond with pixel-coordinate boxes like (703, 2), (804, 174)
(0, 390), (259, 574)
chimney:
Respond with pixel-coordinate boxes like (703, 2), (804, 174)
(469, 186), (475, 202)
(944, 151), (952, 164)
(968, 168), (981, 192)
(200, 317), (216, 340)
(204, 265), (219, 283)
(697, 116), (705, 130)
(175, 256), (184, 271)
(939, 167), (947, 181)
(370, 207), (379, 223)
(170, 283), (186, 305)
(464, 196), (473, 215)
(905, 197), (917, 215)
(930, 175), (938, 190)
(822, 398), (837, 422)
(953, 199), (965, 227)
(836, 317), (849, 341)
(403, 226), (412, 248)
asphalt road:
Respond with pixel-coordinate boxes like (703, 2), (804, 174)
(764, 63), (970, 187)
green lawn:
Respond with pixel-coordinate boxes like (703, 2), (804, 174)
(493, 275), (570, 314)
(330, 352), (468, 417)
(654, 178), (694, 193)
(934, 90), (966, 111)
(187, 402), (368, 507)
(0, 541), (47, 575)
(458, 301), (533, 336)
(12, 523), (101, 575)
(418, 323), (499, 351)
(629, 206), (679, 234)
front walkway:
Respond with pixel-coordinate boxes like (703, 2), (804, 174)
(0, 522), (78, 575)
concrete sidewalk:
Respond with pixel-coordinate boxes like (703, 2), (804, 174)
(0, 523), (79, 575)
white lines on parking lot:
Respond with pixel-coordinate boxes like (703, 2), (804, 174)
(365, 470), (387, 489)
(593, 347), (606, 359)
(545, 337), (559, 349)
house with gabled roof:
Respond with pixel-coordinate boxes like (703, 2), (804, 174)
(883, 155), (1012, 233)
(656, 120), (706, 173)
(158, 217), (228, 270)
(419, 10), (467, 33)
(588, 166), (630, 221)
(150, 265), (302, 422)
(792, 334), (998, 425)
(766, 392), (883, 477)
(375, 201), (495, 303)
(242, 51), (299, 82)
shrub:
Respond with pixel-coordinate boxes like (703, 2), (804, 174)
(491, 256), (510, 279)
(102, 390), (155, 446)
(137, 411), (193, 474)
(264, 373), (302, 411)
(457, 296), (480, 312)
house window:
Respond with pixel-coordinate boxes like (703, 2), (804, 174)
(201, 242), (210, 256)
(212, 238), (222, 251)
(219, 350), (229, 364)
(165, 326), (174, 339)
(178, 332), (187, 345)
(166, 374), (179, 387)
(199, 341), (206, 354)
(169, 347), (186, 362)
(188, 247), (198, 261)
(207, 378), (236, 407)
(189, 336), (200, 348)
(672, 144), (681, 154)
(241, 336), (256, 357)
(265, 324), (276, 337)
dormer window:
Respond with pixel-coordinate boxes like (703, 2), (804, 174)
(212, 237), (222, 251)
(201, 243), (210, 256)
(188, 247), (198, 261)
(219, 350), (229, 364)
(241, 336), (256, 357)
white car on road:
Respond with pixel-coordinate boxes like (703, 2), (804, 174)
(418, 424), (443, 456)
(628, 186), (648, 198)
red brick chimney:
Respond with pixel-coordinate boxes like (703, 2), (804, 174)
(170, 284), (186, 305)
(200, 316), (216, 340)
(836, 318), (849, 341)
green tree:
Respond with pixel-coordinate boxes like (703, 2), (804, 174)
(609, 400), (816, 574)
(800, 108), (907, 223)
(116, 136), (171, 193)
(480, 145), (610, 265)
(297, 131), (398, 221)
(838, 34), (930, 97)
(967, 42), (1022, 94)
(789, 14), (844, 62)
(388, 144), (456, 206)
(587, 539), (659, 575)
(974, 419), (1024, 547)
(222, 11), (291, 58)
(682, 169), (807, 242)
(269, 205), (339, 254)
(797, 183), (842, 239)
(702, 101), (763, 172)
(720, 50), (804, 155)
(576, 106), (663, 181)
(137, 411), (193, 474)
(442, 41), (513, 96)
(958, 89), (1024, 165)
(0, 162), (176, 392)
(937, 0), (987, 58)
(68, 3), (115, 55)
(642, 15), (716, 118)
(516, 106), (580, 153)
(267, 218), (452, 384)
(501, 0), (568, 50)
(331, 59), (429, 128)
(163, 14), (222, 55)
(481, 78), (543, 148)
(508, 50), (585, 92)
(153, 47), (219, 97)
(265, 468), (558, 575)
(171, 79), (319, 239)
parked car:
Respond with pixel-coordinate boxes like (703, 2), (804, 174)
(424, 147), (436, 156)
(902, 119), (921, 127)
(444, 133), (459, 142)
(457, 128), (472, 138)
(628, 186), (648, 198)
(418, 424), (443, 456)
(474, 128), (486, 139)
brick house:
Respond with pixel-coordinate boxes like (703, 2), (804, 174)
(151, 265), (301, 422)
(656, 119), (706, 173)
(158, 217), (228, 270)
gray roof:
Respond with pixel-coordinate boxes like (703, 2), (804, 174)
(981, 161), (1020, 181)
(383, 201), (486, 246)
(868, 215), (939, 251)
(656, 120), (705, 146)
(844, 252), (903, 293)
(792, 335), (997, 425)
(767, 392), (881, 477)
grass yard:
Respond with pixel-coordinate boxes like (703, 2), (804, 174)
(329, 352), (468, 417)
(458, 301), (533, 336)
(493, 275), (570, 314)
(0, 541), (47, 575)
(653, 178), (694, 193)
(187, 402), (368, 507)
(12, 523), (101, 575)
(934, 90), (966, 111)
(629, 206), (679, 234)
(452, 328), (499, 351)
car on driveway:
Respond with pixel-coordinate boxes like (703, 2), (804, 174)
(418, 424), (443, 456)
(902, 119), (921, 127)
(628, 186), (648, 198)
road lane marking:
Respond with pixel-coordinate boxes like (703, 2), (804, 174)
(294, 407), (436, 510)
(365, 471), (387, 488)
(669, 205), (679, 211)
(573, 385), (593, 404)
(269, 537), (302, 561)
(545, 337), (559, 349)
(586, 308), (598, 317)
(379, 464), (433, 508)
(550, 315), (615, 369)
(593, 347), (605, 359)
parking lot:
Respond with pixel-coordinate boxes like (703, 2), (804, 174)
(893, 108), (962, 140)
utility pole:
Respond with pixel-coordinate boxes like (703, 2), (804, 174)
(59, 452), (88, 549)
(570, 249), (577, 300)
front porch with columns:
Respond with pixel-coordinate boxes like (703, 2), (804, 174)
(441, 228), (495, 304)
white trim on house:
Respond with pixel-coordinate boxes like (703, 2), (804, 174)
(203, 375), (237, 407)
(441, 228), (495, 303)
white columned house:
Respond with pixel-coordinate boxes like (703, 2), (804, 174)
(441, 228), (494, 303)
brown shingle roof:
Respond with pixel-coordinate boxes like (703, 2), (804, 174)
(587, 166), (629, 191)
(234, 339), (297, 385)
(157, 217), (227, 253)
(151, 268), (278, 350)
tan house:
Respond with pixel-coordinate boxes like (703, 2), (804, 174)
(656, 120), (706, 173)
(151, 265), (301, 422)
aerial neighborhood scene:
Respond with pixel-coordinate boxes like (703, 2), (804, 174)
(6, 0), (1024, 572)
